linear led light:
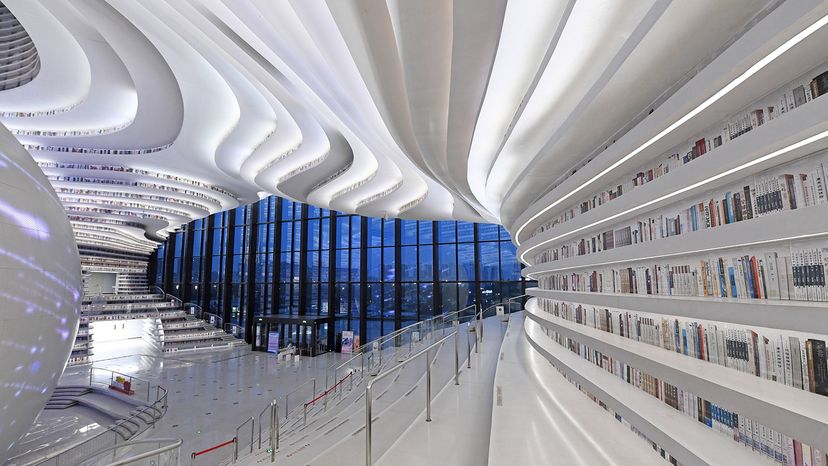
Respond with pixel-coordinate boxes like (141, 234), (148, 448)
(525, 229), (828, 279)
(520, 128), (828, 264)
(514, 13), (828, 248)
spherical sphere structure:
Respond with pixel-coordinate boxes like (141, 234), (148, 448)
(0, 123), (81, 461)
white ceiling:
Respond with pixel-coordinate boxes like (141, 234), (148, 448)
(0, 0), (781, 256)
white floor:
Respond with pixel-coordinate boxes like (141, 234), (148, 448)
(89, 318), (161, 364)
(488, 313), (666, 466)
(374, 317), (507, 466)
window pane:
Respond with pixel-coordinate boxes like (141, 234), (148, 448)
(440, 283), (457, 314)
(418, 246), (433, 281)
(351, 217), (361, 247)
(438, 244), (456, 281)
(350, 249), (361, 282)
(437, 221), (455, 243)
(457, 222), (474, 243)
(401, 220), (417, 245)
(457, 243), (475, 282)
(383, 219), (395, 246)
(478, 223), (499, 241)
(400, 246), (417, 282)
(336, 250), (349, 281)
(418, 221), (432, 244)
(368, 218), (382, 247)
(383, 247), (395, 281)
(419, 283), (434, 318)
(337, 216), (349, 248)
(367, 248), (381, 282)
(500, 241), (521, 281)
(479, 242), (501, 281)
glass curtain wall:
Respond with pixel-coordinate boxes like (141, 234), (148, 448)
(150, 195), (532, 347)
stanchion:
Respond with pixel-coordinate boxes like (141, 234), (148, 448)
(467, 323), (472, 368)
(454, 322), (460, 385)
(425, 348), (432, 422)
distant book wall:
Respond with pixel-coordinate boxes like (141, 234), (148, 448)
(533, 149), (828, 264)
(533, 63), (828, 239)
(539, 320), (826, 465)
(538, 237), (828, 303)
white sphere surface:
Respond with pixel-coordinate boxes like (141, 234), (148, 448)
(0, 123), (81, 461)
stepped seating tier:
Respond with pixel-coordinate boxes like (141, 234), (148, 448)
(70, 288), (246, 365)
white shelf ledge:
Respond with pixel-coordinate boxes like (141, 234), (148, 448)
(526, 302), (828, 453)
(527, 287), (828, 336)
(523, 316), (777, 466)
(524, 203), (828, 275)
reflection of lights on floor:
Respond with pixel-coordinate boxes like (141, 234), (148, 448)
(89, 318), (160, 366)
(78, 422), (100, 434)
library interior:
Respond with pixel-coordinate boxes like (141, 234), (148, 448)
(1, 1), (828, 465)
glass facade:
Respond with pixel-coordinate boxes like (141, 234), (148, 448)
(151, 196), (532, 349)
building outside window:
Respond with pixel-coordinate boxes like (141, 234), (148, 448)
(151, 195), (533, 350)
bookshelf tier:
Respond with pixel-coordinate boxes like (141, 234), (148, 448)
(518, 95), (828, 265)
(528, 288), (828, 336)
(511, 0), (828, 246)
(523, 202), (828, 275)
(525, 299), (828, 452)
(524, 315), (777, 466)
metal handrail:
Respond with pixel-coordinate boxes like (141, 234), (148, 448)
(280, 377), (316, 419)
(74, 438), (182, 466)
(234, 416), (254, 461)
(365, 331), (458, 465)
(184, 301), (204, 317)
(331, 303), (478, 385)
(482, 293), (530, 317)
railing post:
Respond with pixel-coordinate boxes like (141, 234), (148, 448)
(191, 452), (196, 466)
(365, 384), (373, 466)
(313, 378), (317, 397)
(285, 394), (289, 419)
(304, 403), (307, 426)
(258, 411), (262, 450)
(425, 349), (432, 422)
(232, 437), (238, 463)
(361, 351), (365, 373)
(454, 323), (460, 386)
(467, 323), (472, 368)
(147, 382), (151, 403)
(89, 367), (93, 386)
(275, 403), (280, 458)
(250, 418), (255, 454)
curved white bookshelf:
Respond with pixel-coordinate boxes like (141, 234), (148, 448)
(524, 316), (777, 466)
(527, 287), (828, 336)
(511, 0), (828, 244)
(523, 203), (828, 275)
(518, 94), (828, 262)
(525, 301), (828, 453)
